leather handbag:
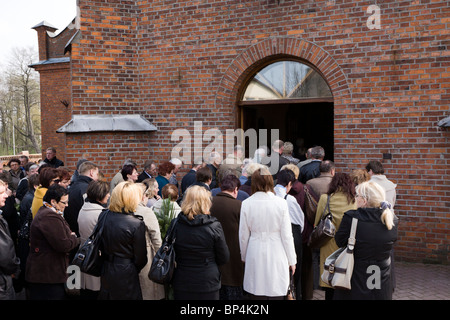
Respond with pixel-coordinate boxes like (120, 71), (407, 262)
(286, 269), (296, 300)
(321, 217), (358, 290)
(303, 185), (319, 225)
(71, 209), (109, 277)
(308, 195), (336, 249)
(148, 217), (178, 284)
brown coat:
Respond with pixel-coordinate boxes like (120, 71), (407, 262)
(210, 192), (244, 287)
(26, 206), (80, 284)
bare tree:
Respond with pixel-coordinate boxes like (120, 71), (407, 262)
(0, 47), (41, 155)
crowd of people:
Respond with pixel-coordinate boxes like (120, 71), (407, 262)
(0, 141), (398, 300)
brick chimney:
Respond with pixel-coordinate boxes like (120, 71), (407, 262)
(31, 21), (57, 61)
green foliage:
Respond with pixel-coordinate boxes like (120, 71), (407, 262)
(154, 198), (177, 239)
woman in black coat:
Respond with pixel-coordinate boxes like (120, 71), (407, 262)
(334, 181), (398, 300)
(98, 181), (147, 300)
(172, 185), (229, 300)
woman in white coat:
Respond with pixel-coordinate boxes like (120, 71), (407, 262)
(77, 180), (110, 300)
(239, 166), (297, 299)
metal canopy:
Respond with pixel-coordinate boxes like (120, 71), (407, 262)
(56, 115), (158, 133)
(437, 115), (450, 128)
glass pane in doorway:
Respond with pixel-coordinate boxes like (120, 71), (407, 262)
(242, 61), (332, 101)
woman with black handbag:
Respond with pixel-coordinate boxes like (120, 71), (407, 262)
(26, 184), (80, 300)
(333, 181), (398, 300)
(98, 181), (147, 300)
(314, 173), (356, 300)
(171, 185), (229, 300)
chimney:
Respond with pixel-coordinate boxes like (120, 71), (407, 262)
(32, 21), (58, 61)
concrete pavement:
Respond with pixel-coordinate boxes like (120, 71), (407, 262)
(312, 261), (450, 300)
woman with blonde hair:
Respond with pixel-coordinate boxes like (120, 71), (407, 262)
(98, 181), (147, 300)
(334, 180), (398, 300)
(135, 183), (165, 300)
(143, 178), (160, 207)
(171, 185), (229, 300)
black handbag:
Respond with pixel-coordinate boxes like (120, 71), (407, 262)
(71, 209), (109, 277)
(148, 217), (178, 284)
(308, 195), (336, 249)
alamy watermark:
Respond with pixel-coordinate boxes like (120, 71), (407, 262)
(170, 121), (280, 175)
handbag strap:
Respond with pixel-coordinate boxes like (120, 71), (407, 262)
(164, 216), (179, 243)
(347, 218), (358, 250)
(320, 195), (331, 220)
(89, 209), (109, 240)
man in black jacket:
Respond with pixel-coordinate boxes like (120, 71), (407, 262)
(43, 147), (65, 168)
(64, 161), (99, 237)
(180, 159), (206, 195)
(299, 146), (324, 184)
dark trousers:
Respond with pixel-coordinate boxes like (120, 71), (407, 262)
(292, 224), (303, 300)
(29, 283), (66, 300)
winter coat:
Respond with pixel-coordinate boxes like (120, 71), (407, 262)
(65, 175), (93, 236)
(314, 192), (357, 288)
(135, 203), (165, 300)
(26, 206), (80, 284)
(210, 192), (244, 287)
(151, 198), (181, 217)
(98, 210), (147, 300)
(334, 208), (398, 300)
(0, 212), (21, 300)
(239, 191), (297, 297)
(172, 213), (229, 294)
(299, 160), (321, 184)
(77, 201), (106, 291)
(43, 157), (64, 168)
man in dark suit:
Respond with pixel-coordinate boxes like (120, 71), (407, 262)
(137, 160), (157, 182)
(180, 159), (205, 195)
(267, 140), (289, 181)
(64, 161), (99, 237)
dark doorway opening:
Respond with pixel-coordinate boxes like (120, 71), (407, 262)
(241, 102), (334, 161)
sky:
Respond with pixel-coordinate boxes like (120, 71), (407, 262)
(0, 0), (77, 66)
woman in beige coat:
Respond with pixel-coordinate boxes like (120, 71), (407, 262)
(314, 172), (356, 300)
(77, 180), (110, 300)
(135, 183), (165, 300)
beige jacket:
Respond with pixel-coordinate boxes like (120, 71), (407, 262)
(135, 203), (165, 300)
(314, 192), (357, 288)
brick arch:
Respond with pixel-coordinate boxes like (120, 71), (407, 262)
(215, 37), (350, 114)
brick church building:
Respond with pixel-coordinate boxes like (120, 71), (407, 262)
(32, 1), (448, 264)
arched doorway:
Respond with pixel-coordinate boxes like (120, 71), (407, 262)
(238, 59), (334, 161)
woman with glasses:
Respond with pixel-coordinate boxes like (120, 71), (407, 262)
(26, 184), (80, 300)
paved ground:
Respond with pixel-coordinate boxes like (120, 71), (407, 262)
(312, 261), (450, 300)
(15, 261), (448, 301)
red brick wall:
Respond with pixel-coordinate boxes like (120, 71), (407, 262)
(36, 63), (71, 162)
(65, 0), (449, 263)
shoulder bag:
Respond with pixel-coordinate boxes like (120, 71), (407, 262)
(148, 216), (178, 284)
(307, 195), (336, 249)
(303, 185), (319, 225)
(321, 217), (358, 290)
(71, 209), (109, 277)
